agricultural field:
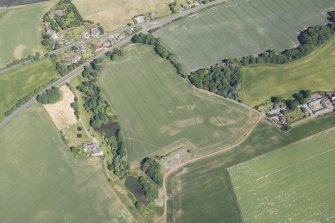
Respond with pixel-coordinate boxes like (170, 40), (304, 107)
(72, 0), (173, 31)
(98, 44), (258, 163)
(0, 104), (136, 223)
(155, 0), (335, 72)
(0, 0), (48, 7)
(239, 36), (335, 106)
(166, 112), (335, 222)
(0, 58), (59, 121)
(0, 1), (53, 67)
(229, 128), (335, 222)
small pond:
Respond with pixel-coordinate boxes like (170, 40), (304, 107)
(96, 121), (119, 138)
(125, 176), (147, 205)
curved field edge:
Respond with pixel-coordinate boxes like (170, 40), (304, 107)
(98, 44), (258, 163)
(0, 58), (59, 121)
(229, 126), (335, 222)
(239, 36), (335, 106)
(0, 1), (52, 67)
(0, 104), (136, 223)
(154, 0), (335, 72)
(166, 112), (335, 222)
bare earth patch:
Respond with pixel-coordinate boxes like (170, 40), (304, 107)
(13, 44), (26, 59)
(43, 85), (78, 130)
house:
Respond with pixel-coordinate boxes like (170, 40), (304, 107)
(93, 43), (104, 52)
(182, 3), (191, 10)
(65, 53), (81, 66)
(89, 28), (101, 37)
(300, 105), (309, 114)
(102, 41), (111, 47)
(134, 15), (145, 24)
(278, 113), (287, 125)
(81, 30), (91, 39)
(83, 142), (103, 157)
(54, 10), (64, 17)
(308, 97), (334, 116)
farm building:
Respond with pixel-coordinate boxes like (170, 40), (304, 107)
(89, 28), (101, 37)
(54, 10), (64, 17)
(134, 15), (145, 24)
(83, 142), (103, 157)
(65, 54), (81, 66)
(308, 97), (334, 116)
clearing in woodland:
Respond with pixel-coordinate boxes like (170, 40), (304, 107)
(0, 58), (59, 121)
(239, 36), (335, 106)
(72, 0), (173, 31)
(98, 44), (258, 163)
(0, 2), (53, 67)
(166, 112), (335, 223)
(229, 128), (335, 222)
(0, 104), (136, 223)
(155, 0), (335, 72)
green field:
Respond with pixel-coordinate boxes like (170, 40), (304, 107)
(0, 104), (136, 223)
(0, 2), (52, 67)
(155, 0), (335, 72)
(166, 112), (335, 222)
(229, 128), (335, 222)
(0, 58), (59, 120)
(98, 44), (258, 163)
(239, 36), (335, 106)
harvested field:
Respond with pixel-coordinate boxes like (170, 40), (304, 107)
(98, 44), (258, 163)
(72, 0), (173, 31)
(0, 2), (53, 66)
(0, 104), (136, 223)
(43, 85), (78, 130)
(229, 128), (335, 222)
(155, 0), (335, 72)
(239, 36), (335, 106)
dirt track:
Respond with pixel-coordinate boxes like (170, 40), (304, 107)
(157, 115), (263, 223)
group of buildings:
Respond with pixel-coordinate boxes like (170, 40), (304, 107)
(267, 93), (335, 126)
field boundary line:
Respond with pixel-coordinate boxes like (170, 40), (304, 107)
(157, 114), (263, 223)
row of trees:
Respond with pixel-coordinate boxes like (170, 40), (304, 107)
(36, 86), (60, 104)
(106, 48), (123, 61)
(189, 11), (335, 101)
(132, 33), (186, 76)
(77, 57), (129, 179)
(135, 176), (158, 214)
(141, 158), (163, 186)
(5, 52), (41, 68)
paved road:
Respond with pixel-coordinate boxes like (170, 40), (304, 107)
(0, 0), (226, 129)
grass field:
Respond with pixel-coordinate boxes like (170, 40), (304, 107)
(72, 0), (173, 31)
(98, 44), (258, 163)
(0, 58), (59, 121)
(155, 0), (335, 72)
(239, 36), (335, 106)
(229, 128), (335, 222)
(166, 112), (335, 222)
(0, 0), (48, 7)
(0, 104), (136, 223)
(0, 2), (52, 67)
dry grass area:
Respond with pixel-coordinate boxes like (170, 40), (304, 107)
(72, 0), (173, 30)
(43, 85), (78, 130)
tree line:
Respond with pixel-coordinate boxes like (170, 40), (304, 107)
(131, 33), (186, 76)
(77, 56), (129, 179)
(188, 11), (335, 101)
(141, 157), (163, 186)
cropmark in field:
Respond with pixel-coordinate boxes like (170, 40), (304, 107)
(98, 44), (259, 163)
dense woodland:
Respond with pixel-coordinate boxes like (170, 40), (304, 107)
(36, 86), (60, 104)
(77, 57), (129, 179)
(141, 157), (163, 186)
(188, 11), (335, 101)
